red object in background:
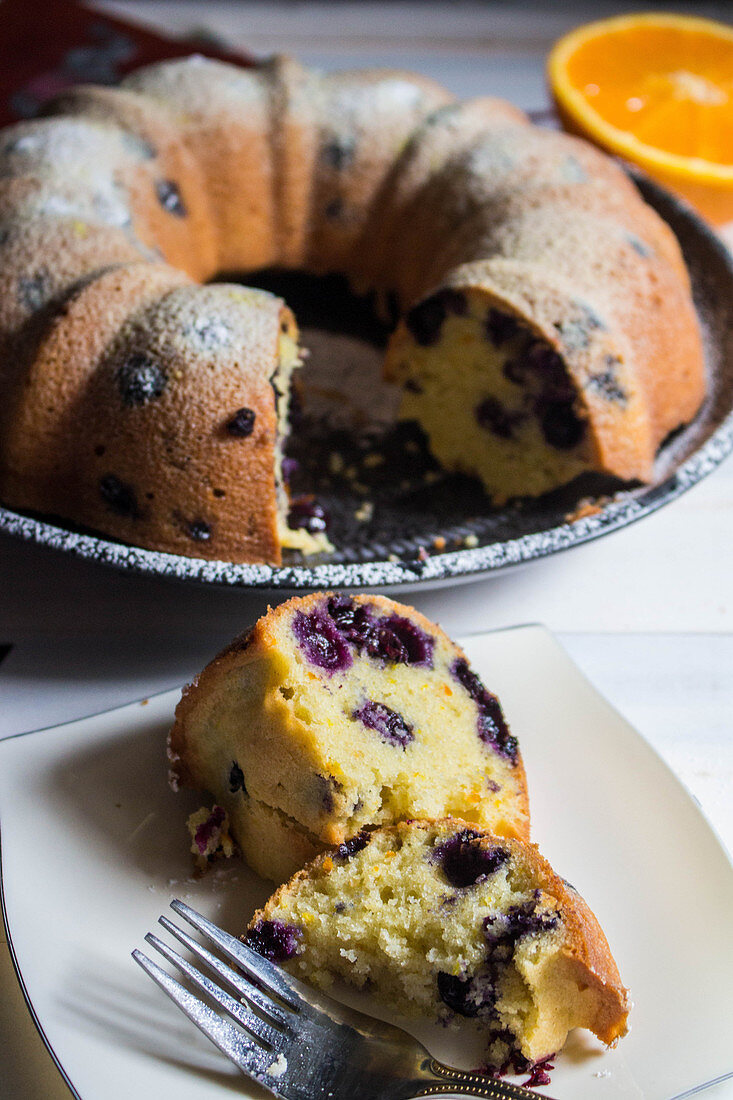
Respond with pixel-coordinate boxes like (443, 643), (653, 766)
(0, 0), (254, 127)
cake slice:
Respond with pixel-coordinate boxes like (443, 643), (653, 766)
(245, 818), (629, 1070)
(169, 593), (529, 882)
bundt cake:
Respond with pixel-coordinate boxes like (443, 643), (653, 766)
(245, 818), (630, 1070)
(169, 593), (529, 882)
(0, 55), (705, 561)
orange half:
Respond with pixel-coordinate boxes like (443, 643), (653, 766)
(548, 13), (733, 225)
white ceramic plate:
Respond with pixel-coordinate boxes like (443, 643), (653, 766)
(1, 625), (733, 1100)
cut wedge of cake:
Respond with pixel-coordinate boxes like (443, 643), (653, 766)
(245, 818), (630, 1069)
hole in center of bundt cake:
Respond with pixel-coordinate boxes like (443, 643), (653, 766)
(233, 270), (392, 346)
(204, 270), (630, 566)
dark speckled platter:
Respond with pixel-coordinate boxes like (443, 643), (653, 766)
(1, 174), (732, 591)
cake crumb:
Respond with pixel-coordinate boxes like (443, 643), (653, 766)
(187, 805), (236, 872)
(363, 452), (384, 468)
(266, 1053), (288, 1078)
(564, 496), (609, 523)
(354, 500), (374, 522)
(463, 533), (479, 548)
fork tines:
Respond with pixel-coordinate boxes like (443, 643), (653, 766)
(133, 900), (300, 1094)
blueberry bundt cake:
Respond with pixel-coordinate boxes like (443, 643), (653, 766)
(169, 594), (529, 882)
(245, 819), (629, 1069)
(0, 55), (705, 560)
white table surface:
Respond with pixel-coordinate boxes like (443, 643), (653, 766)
(1, 3), (732, 1097)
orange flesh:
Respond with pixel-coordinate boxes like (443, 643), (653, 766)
(565, 25), (733, 163)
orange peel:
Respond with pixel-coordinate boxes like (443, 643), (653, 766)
(548, 13), (733, 225)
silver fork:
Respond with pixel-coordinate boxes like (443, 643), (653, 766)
(133, 899), (556, 1099)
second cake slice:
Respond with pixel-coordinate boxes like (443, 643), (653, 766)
(170, 593), (529, 880)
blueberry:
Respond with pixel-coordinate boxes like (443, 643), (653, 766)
(369, 615), (434, 668)
(292, 609), (353, 673)
(288, 496), (329, 534)
(322, 599), (433, 669)
(484, 1026), (528, 1077)
(244, 919), (301, 963)
(485, 309), (520, 347)
(586, 356), (627, 405)
(437, 899), (559, 1026)
(502, 357), (527, 386)
(483, 898), (559, 953)
(436, 970), (496, 1017)
(187, 520), (211, 542)
(628, 234), (652, 258)
(437, 972), (481, 1017)
(99, 474), (138, 517)
(225, 407), (256, 437)
(322, 138), (355, 170)
(538, 401), (586, 450)
(353, 699), (414, 748)
(522, 1058), (555, 1088)
(451, 659), (483, 702)
(335, 831), (371, 862)
(477, 700), (516, 757)
(451, 659), (517, 763)
(192, 804), (226, 855)
(116, 353), (167, 406)
(324, 197), (344, 220)
(316, 774), (342, 813)
(405, 289), (467, 347)
(432, 830), (509, 888)
(326, 596), (375, 647)
(475, 396), (523, 439)
(156, 179), (186, 217)
(228, 762), (246, 794)
(281, 456), (299, 483)
(525, 343), (575, 403)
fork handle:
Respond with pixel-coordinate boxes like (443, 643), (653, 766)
(407, 1058), (559, 1099)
